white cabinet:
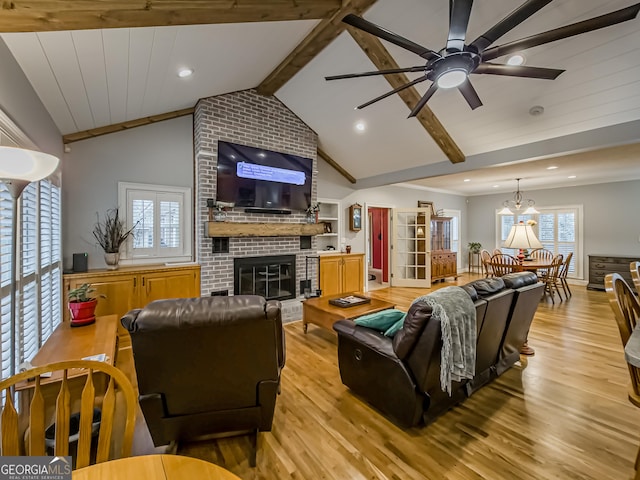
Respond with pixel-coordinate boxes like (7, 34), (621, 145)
(317, 199), (340, 253)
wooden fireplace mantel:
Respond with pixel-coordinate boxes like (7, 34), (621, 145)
(206, 221), (325, 238)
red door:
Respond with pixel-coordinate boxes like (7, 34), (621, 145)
(369, 207), (389, 282)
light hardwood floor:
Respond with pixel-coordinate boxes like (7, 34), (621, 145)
(122, 274), (640, 479)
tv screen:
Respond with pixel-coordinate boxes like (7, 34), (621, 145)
(216, 141), (313, 212)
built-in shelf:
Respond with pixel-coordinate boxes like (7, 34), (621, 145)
(206, 221), (325, 238)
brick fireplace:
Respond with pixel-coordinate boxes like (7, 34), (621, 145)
(194, 89), (318, 322)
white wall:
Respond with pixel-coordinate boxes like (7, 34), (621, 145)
(317, 168), (468, 258)
(467, 179), (640, 279)
(0, 38), (61, 157)
(62, 116), (193, 269)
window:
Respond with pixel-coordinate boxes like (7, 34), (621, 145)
(118, 182), (192, 263)
(0, 179), (62, 379)
(496, 206), (583, 279)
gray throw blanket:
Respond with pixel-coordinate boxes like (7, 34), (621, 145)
(412, 286), (476, 395)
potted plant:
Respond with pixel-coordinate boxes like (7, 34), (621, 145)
(67, 283), (104, 327)
(93, 208), (136, 270)
(468, 242), (482, 254)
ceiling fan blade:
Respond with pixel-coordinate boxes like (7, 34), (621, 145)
(469, 0), (553, 53)
(474, 62), (564, 79)
(343, 14), (439, 60)
(447, 0), (474, 52)
(326, 66), (426, 81)
(357, 77), (429, 110)
(408, 83), (439, 118)
(482, 3), (640, 61)
(458, 80), (483, 110)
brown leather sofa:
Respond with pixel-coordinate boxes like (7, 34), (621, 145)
(121, 295), (285, 465)
(333, 272), (543, 428)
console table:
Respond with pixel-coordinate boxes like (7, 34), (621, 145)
(587, 255), (638, 291)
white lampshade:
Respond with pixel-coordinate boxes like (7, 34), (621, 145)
(503, 223), (543, 250)
(523, 205), (540, 215)
(0, 146), (59, 181)
(498, 206), (514, 215)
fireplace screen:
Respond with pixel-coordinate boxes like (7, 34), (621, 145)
(234, 255), (296, 301)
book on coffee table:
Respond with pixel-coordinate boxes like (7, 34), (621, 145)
(329, 295), (371, 308)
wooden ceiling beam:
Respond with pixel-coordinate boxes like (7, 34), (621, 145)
(0, 1), (342, 32)
(318, 147), (356, 184)
(257, 0), (377, 96)
(346, 26), (465, 164)
(62, 107), (194, 143)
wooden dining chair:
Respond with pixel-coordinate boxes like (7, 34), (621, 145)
(529, 248), (554, 261)
(0, 360), (136, 469)
(492, 248), (502, 256)
(631, 261), (640, 295)
(605, 273), (640, 478)
(558, 252), (573, 299)
(540, 254), (563, 304)
(480, 249), (493, 278)
(490, 253), (520, 277)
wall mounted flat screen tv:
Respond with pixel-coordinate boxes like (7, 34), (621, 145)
(216, 141), (313, 212)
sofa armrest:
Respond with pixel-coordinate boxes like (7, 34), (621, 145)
(333, 320), (424, 427)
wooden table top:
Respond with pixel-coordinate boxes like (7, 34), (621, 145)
(16, 315), (118, 391)
(73, 454), (241, 480)
(303, 293), (395, 320)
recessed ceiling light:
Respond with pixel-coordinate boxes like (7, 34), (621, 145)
(493, 185), (500, 188)
(354, 121), (366, 132)
(507, 54), (525, 66)
(568, 175), (577, 179)
(177, 68), (193, 78)
(547, 166), (558, 170)
(258, 152), (266, 158)
(463, 179), (471, 182)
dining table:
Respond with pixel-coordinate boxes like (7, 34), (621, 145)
(72, 454), (242, 480)
(512, 258), (553, 274)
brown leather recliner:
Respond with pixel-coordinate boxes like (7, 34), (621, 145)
(121, 295), (285, 465)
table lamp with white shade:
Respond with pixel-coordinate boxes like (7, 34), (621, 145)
(0, 146), (60, 375)
(503, 221), (542, 263)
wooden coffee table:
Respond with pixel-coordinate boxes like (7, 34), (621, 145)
(302, 293), (396, 333)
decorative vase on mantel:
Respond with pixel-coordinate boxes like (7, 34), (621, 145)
(104, 252), (120, 270)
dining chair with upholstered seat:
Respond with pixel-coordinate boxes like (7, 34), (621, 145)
(558, 252), (574, 299)
(490, 253), (520, 277)
(540, 254), (563, 304)
(605, 273), (640, 478)
(631, 261), (640, 295)
(0, 360), (136, 469)
(481, 249), (493, 278)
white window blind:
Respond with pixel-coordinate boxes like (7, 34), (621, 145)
(119, 182), (192, 263)
(0, 179), (62, 378)
(496, 206), (582, 279)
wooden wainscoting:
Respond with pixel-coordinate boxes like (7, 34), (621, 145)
(122, 273), (639, 479)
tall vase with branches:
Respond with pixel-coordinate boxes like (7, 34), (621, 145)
(93, 208), (136, 270)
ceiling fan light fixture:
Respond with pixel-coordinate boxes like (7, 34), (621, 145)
(507, 54), (525, 66)
(436, 69), (468, 88)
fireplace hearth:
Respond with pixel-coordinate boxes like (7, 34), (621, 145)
(234, 255), (297, 301)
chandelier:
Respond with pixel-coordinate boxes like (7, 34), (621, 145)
(498, 178), (539, 215)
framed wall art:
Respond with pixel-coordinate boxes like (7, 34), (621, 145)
(349, 203), (362, 231)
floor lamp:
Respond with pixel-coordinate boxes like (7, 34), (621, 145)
(0, 146), (60, 375)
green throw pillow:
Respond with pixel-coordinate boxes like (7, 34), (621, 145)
(384, 316), (406, 337)
(354, 309), (405, 331)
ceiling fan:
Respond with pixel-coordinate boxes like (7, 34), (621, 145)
(326, 0), (640, 116)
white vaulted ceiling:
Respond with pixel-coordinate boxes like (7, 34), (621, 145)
(2, 0), (640, 193)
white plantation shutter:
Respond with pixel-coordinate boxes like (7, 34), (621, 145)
(120, 182), (192, 262)
(0, 179), (62, 377)
(20, 183), (38, 362)
(0, 184), (13, 379)
(497, 206), (582, 279)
